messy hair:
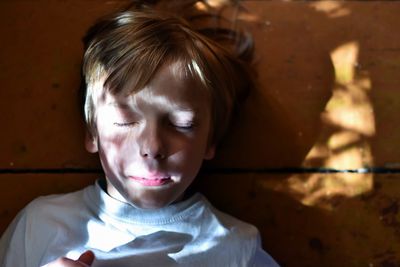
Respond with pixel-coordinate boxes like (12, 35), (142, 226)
(82, 1), (255, 145)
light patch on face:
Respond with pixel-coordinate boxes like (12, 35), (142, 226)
(169, 110), (196, 129)
(132, 90), (194, 112)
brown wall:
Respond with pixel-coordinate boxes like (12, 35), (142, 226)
(1, 1), (400, 266)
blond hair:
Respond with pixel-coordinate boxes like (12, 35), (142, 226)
(82, 4), (254, 145)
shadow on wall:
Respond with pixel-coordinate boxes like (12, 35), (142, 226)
(209, 1), (379, 205)
(278, 40), (374, 209)
(200, 1), (400, 267)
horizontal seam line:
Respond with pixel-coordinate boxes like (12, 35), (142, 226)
(1, 167), (400, 174)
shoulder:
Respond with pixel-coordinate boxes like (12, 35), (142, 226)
(23, 187), (84, 216)
(16, 185), (94, 235)
(204, 201), (281, 266)
(197, 196), (260, 249)
(26, 187), (87, 212)
(5, 185), (91, 227)
(191, 196), (280, 265)
(0, 185), (93, 267)
(200, 196), (259, 240)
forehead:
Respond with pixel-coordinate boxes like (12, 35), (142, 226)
(102, 61), (211, 110)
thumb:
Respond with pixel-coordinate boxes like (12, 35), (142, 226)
(77, 250), (95, 266)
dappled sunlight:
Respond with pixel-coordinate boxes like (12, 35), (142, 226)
(194, 0), (245, 9)
(279, 172), (373, 209)
(194, 0), (232, 11)
(330, 42), (358, 84)
(194, 0), (261, 24)
(205, 0), (230, 9)
(85, 220), (132, 251)
(321, 77), (375, 136)
(262, 41), (375, 210)
(194, 1), (209, 12)
(310, 1), (351, 18)
(323, 42), (375, 137)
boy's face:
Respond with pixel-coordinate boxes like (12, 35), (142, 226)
(86, 62), (215, 209)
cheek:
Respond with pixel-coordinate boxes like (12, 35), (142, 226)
(99, 130), (127, 153)
(171, 134), (209, 165)
(98, 131), (137, 169)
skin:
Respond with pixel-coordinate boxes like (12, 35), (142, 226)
(88, 61), (215, 209)
(44, 61), (215, 265)
(42, 251), (94, 267)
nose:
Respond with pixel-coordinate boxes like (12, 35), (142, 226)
(138, 122), (166, 160)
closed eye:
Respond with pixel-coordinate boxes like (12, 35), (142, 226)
(113, 122), (137, 127)
(171, 122), (195, 131)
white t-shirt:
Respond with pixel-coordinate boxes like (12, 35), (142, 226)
(0, 181), (279, 267)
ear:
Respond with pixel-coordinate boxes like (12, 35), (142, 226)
(204, 145), (215, 160)
(85, 130), (98, 153)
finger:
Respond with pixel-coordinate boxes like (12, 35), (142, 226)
(77, 250), (95, 266)
(42, 257), (82, 267)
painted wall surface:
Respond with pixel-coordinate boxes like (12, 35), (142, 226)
(1, 1), (400, 266)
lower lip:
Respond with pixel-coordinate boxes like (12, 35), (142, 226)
(129, 176), (172, 186)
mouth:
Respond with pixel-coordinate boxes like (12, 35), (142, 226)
(128, 176), (172, 186)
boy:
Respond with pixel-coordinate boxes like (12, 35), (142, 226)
(0, 3), (279, 267)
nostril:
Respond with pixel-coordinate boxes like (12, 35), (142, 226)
(139, 128), (166, 159)
(155, 153), (165, 160)
(140, 150), (150, 158)
(140, 150), (165, 159)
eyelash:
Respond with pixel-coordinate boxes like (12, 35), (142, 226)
(172, 122), (195, 131)
(113, 122), (195, 131)
(113, 122), (136, 127)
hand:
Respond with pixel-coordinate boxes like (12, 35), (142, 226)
(42, 250), (95, 267)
